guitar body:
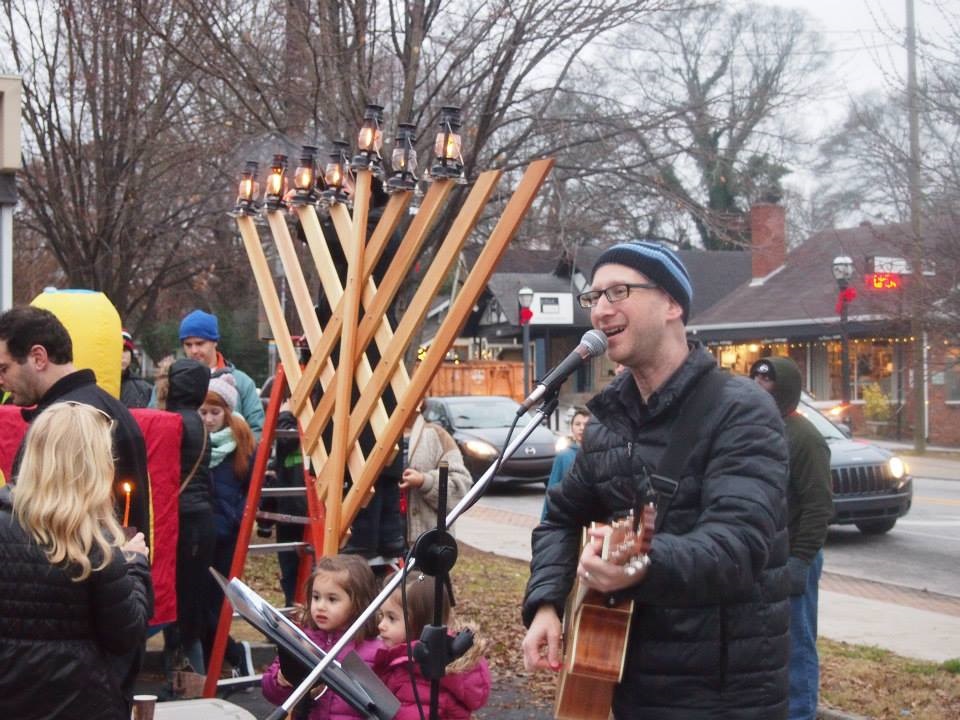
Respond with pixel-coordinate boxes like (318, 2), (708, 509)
(553, 505), (656, 720)
(555, 586), (633, 720)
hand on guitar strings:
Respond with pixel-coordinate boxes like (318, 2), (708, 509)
(577, 525), (650, 593)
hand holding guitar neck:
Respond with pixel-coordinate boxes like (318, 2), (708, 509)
(577, 503), (656, 593)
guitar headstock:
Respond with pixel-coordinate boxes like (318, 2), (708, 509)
(601, 502), (657, 568)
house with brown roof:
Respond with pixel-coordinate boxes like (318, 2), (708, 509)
(688, 203), (960, 446)
(423, 242), (752, 413)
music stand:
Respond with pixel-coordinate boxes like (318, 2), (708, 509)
(210, 569), (400, 720)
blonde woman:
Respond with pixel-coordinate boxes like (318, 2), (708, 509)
(0, 403), (153, 720)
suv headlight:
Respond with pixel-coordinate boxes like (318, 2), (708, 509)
(888, 456), (907, 480)
(463, 439), (498, 459)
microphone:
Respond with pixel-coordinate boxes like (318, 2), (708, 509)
(519, 330), (608, 412)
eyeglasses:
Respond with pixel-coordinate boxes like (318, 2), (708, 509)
(577, 282), (658, 309)
(63, 401), (116, 431)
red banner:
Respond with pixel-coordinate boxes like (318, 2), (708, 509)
(0, 406), (181, 626)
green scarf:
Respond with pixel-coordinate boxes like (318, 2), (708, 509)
(208, 426), (237, 469)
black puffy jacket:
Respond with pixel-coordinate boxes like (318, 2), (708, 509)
(165, 359), (212, 518)
(523, 345), (791, 720)
(0, 486), (154, 720)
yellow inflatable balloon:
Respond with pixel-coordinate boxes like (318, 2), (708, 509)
(31, 289), (123, 398)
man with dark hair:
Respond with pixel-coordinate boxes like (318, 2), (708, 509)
(751, 356), (833, 720)
(521, 241), (791, 719)
(0, 306), (152, 537)
(0, 305), (154, 713)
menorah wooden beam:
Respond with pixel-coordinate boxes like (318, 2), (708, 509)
(234, 213), (328, 480)
(334, 169), (502, 456)
(294, 181), (452, 457)
(340, 157), (555, 530)
(264, 209), (352, 499)
(246, 155), (554, 555)
(299, 173), (484, 461)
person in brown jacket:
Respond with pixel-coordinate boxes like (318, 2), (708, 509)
(401, 412), (472, 546)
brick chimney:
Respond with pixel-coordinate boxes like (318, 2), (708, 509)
(750, 202), (786, 281)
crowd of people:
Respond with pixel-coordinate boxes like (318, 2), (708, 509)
(0, 237), (834, 720)
(0, 303), (489, 719)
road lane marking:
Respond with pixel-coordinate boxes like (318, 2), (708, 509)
(913, 495), (960, 506)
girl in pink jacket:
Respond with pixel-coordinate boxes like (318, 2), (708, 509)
(261, 555), (384, 720)
(373, 574), (491, 720)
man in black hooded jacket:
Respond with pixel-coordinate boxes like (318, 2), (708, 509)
(521, 242), (791, 719)
(751, 356), (833, 720)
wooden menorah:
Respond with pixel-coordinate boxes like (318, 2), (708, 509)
(234, 148), (553, 556)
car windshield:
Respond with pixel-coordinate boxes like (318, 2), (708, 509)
(443, 398), (530, 429)
(797, 399), (847, 441)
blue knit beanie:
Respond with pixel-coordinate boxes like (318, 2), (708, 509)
(591, 241), (693, 323)
(179, 309), (220, 342)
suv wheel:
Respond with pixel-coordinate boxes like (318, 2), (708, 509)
(855, 518), (897, 535)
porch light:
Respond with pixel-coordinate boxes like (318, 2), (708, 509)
(263, 153), (288, 211)
(832, 255), (854, 287)
(430, 105), (464, 181)
(233, 160), (259, 216)
(386, 122), (418, 193)
(291, 146), (319, 205)
(323, 140), (354, 204)
(832, 254), (855, 406)
(518, 286), (534, 397)
(351, 102), (384, 174)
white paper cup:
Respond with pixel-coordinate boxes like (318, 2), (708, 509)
(131, 694), (158, 720)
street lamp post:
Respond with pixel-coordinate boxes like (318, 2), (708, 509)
(518, 287), (534, 397)
(832, 255), (855, 406)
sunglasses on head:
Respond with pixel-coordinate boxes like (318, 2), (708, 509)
(62, 401), (116, 431)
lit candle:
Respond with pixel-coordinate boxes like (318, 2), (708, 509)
(121, 481), (133, 527)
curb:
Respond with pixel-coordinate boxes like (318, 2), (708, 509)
(818, 707), (871, 720)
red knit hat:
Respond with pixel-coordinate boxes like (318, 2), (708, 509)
(122, 329), (136, 352)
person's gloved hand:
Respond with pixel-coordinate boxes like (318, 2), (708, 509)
(787, 556), (810, 596)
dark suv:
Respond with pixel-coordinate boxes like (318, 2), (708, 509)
(798, 397), (913, 534)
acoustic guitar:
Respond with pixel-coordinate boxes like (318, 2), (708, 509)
(554, 503), (656, 720)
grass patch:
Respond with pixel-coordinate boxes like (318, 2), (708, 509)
(240, 545), (959, 719)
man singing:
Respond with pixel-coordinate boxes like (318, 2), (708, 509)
(522, 241), (791, 719)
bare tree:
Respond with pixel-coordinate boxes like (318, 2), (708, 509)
(1, 0), (239, 334)
(603, 3), (828, 250)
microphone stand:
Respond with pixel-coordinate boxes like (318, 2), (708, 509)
(410, 460), (471, 720)
(264, 392), (560, 720)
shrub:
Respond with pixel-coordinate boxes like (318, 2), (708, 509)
(862, 382), (892, 423)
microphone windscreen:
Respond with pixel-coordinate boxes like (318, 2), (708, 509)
(581, 329), (608, 356)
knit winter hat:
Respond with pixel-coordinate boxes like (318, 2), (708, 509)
(208, 372), (239, 412)
(122, 329), (136, 353)
(591, 241), (693, 323)
(179, 309), (220, 342)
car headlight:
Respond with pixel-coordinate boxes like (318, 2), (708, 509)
(888, 456), (907, 480)
(555, 436), (572, 452)
(463, 439), (499, 459)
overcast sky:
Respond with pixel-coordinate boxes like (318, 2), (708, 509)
(755, 0), (944, 125)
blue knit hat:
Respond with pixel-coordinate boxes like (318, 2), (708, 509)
(591, 241), (693, 323)
(179, 309), (220, 342)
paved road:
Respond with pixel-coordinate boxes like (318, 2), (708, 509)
(473, 469), (960, 599)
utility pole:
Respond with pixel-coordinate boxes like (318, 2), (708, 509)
(905, 0), (926, 452)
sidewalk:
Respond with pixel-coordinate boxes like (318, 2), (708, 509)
(456, 504), (960, 665)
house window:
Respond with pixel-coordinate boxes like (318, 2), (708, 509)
(853, 341), (898, 402)
(826, 339), (900, 402)
(947, 348), (960, 402)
